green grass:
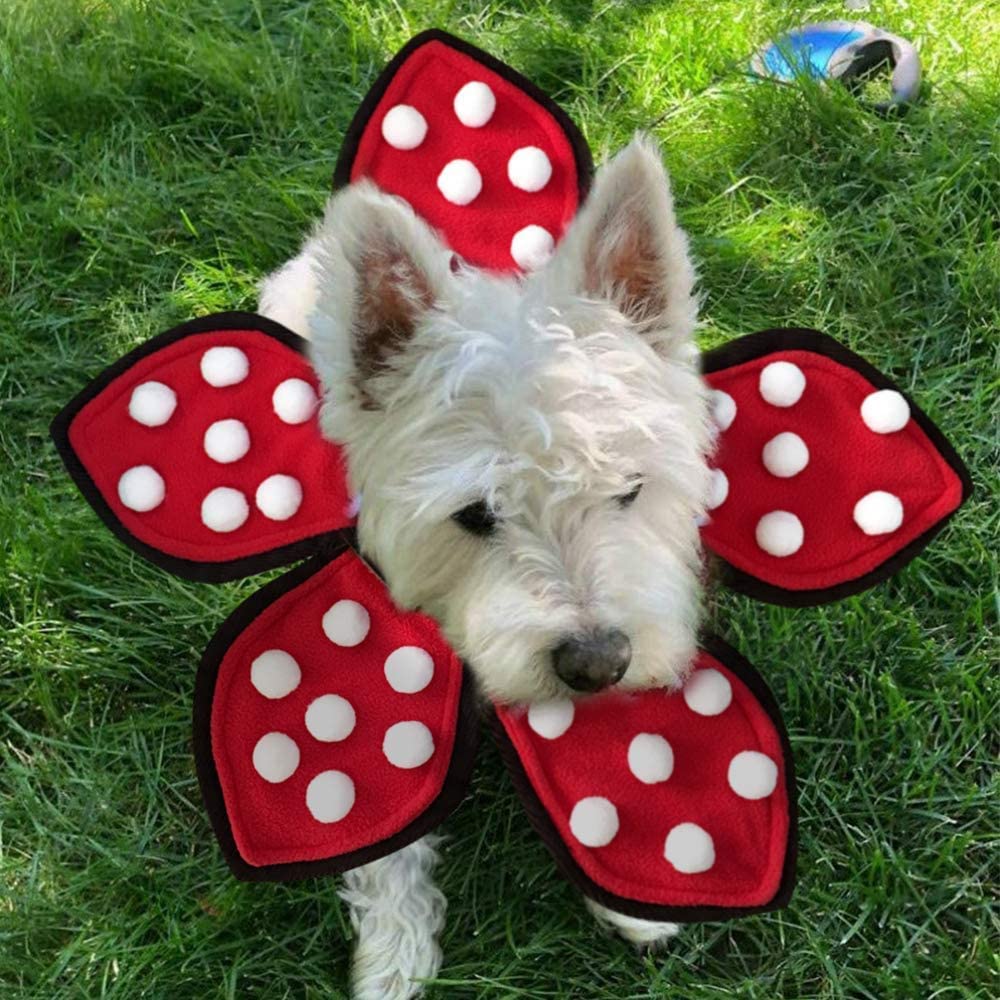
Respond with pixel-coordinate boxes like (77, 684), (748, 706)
(2, 0), (997, 997)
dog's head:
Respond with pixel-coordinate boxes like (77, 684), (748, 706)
(308, 136), (712, 703)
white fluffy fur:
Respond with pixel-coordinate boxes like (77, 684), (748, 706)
(259, 135), (710, 997)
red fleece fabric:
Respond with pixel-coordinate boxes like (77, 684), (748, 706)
(702, 349), (965, 592)
(347, 38), (583, 272)
(494, 651), (791, 909)
(210, 551), (465, 868)
(66, 328), (353, 564)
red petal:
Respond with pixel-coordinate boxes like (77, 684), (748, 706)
(334, 29), (592, 273)
(701, 329), (972, 605)
(492, 639), (796, 921)
(51, 312), (354, 581)
(195, 550), (478, 880)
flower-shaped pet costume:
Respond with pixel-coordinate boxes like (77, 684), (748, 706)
(51, 31), (971, 923)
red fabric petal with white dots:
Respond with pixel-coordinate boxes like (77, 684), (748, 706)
(50, 312), (355, 581)
(194, 549), (478, 880)
(334, 29), (592, 273)
(700, 329), (972, 605)
(492, 638), (796, 920)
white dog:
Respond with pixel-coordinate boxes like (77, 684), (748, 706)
(259, 136), (713, 999)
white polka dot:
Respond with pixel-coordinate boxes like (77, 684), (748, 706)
(627, 733), (674, 784)
(861, 389), (910, 433)
(453, 80), (495, 127)
(305, 694), (356, 743)
(707, 469), (729, 510)
(384, 646), (434, 694)
(437, 159), (482, 206)
(381, 104), (427, 150)
(203, 418), (250, 464)
(728, 751), (778, 800)
(255, 474), (302, 521)
(853, 491), (903, 535)
(664, 822), (715, 873)
(711, 390), (736, 431)
(128, 381), (176, 427)
(569, 797), (619, 847)
(117, 465), (165, 512)
(755, 510), (804, 557)
(683, 668), (732, 716)
(507, 146), (552, 192)
(250, 649), (301, 699)
(527, 700), (575, 739)
(510, 225), (555, 270)
(382, 721), (435, 769)
(272, 378), (317, 424)
(762, 432), (809, 478)
(201, 486), (249, 533)
(322, 600), (370, 647)
(200, 346), (249, 387)
(306, 770), (355, 823)
(759, 361), (806, 407)
(252, 732), (299, 783)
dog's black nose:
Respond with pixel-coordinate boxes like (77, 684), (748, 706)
(551, 629), (632, 693)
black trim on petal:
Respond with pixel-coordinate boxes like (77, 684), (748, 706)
(700, 328), (974, 607)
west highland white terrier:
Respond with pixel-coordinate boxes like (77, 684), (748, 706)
(259, 135), (713, 1000)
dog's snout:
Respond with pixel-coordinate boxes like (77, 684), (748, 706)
(551, 629), (632, 693)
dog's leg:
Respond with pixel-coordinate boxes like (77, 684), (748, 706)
(586, 900), (681, 949)
(258, 241), (322, 338)
(338, 836), (446, 1000)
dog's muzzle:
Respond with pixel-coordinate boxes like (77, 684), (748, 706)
(551, 628), (631, 693)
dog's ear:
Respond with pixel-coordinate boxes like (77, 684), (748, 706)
(551, 134), (697, 357)
(310, 181), (451, 407)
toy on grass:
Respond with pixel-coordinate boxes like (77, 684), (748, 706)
(750, 21), (921, 111)
(51, 30), (969, 922)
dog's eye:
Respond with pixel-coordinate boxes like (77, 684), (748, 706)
(452, 500), (498, 536)
(617, 482), (643, 507)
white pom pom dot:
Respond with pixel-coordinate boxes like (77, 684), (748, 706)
(380, 104), (427, 150)
(272, 378), (317, 425)
(510, 225), (554, 270)
(507, 146), (552, 192)
(527, 700), (575, 740)
(255, 474), (302, 521)
(569, 796), (619, 847)
(453, 80), (496, 127)
(306, 770), (355, 823)
(707, 469), (729, 510)
(201, 486), (249, 533)
(755, 510), (804, 557)
(383, 720), (435, 769)
(762, 431), (809, 478)
(305, 694), (356, 743)
(861, 389), (910, 434)
(437, 159), (482, 206)
(203, 418), (250, 464)
(128, 381), (177, 427)
(252, 732), (299, 784)
(683, 668), (732, 717)
(728, 750), (778, 800)
(250, 649), (301, 700)
(322, 600), (370, 647)
(711, 390), (737, 431)
(664, 822), (715, 873)
(384, 646), (435, 694)
(853, 491), (903, 535)
(759, 361), (806, 407)
(200, 346), (249, 387)
(627, 733), (674, 784)
(117, 465), (165, 512)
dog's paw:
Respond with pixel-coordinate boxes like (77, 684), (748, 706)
(586, 899), (681, 950)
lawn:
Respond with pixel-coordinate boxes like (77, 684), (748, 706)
(1, 1), (997, 997)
